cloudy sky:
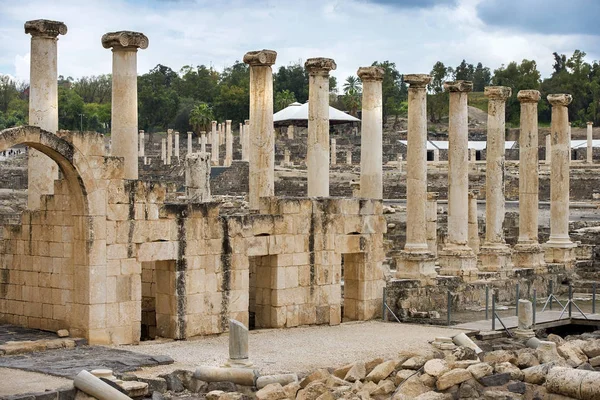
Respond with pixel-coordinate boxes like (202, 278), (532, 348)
(0, 0), (598, 85)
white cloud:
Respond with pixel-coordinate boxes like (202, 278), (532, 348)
(14, 52), (29, 81)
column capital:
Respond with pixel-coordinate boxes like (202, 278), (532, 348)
(587, 121), (594, 126)
(305, 58), (337, 76)
(25, 19), (67, 38)
(357, 66), (384, 82)
(547, 94), (572, 107)
(484, 86), (512, 101)
(139, 130), (144, 134)
(243, 49), (277, 66)
(102, 31), (148, 50)
(404, 74), (432, 88)
(226, 120), (232, 124)
(443, 80), (473, 93)
(517, 90), (541, 103)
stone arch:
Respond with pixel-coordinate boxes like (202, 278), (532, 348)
(0, 125), (97, 338)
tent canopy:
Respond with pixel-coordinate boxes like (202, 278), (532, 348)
(399, 140), (517, 150)
(274, 101), (360, 127)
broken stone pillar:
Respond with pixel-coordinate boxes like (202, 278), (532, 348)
(438, 81), (477, 279)
(433, 148), (439, 162)
(217, 122), (222, 146)
(200, 132), (207, 153)
(587, 122), (593, 163)
(331, 138), (337, 165)
(545, 133), (552, 165)
(479, 86), (512, 272)
(397, 154), (403, 172)
(25, 19), (67, 209)
(283, 149), (291, 166)
(185, 152), (211, 202)
(514, 299), (535, 338)
(161, 138), (166, 165)
(396, 74), (436, 283)
(243, 119), (250, 162)
(103, 30), (148, 180)
(139, 130), (145, 157)
(166, 129), (173, 165)
(468, 190), (480, 254)
(426, 192), (439, 256)
(287, 125), (294, 139)
(225, 120), (233, 167)
(546, 367), (600, 399)
(305, 57), (336, 197)
(211, 121), (218, 165)
(187, 131), (193, 154)
(224, 319), (252, 367)
(221, 122), (226, 146)
(469, 148), (476, 162)
(514, 90), (545, 271)
(244, 50), (277, 210)
(174, 131), (180, 159)
(346, 150), (352, 165)
(358, 66), (384, 199)
(545, 94), (576, 263)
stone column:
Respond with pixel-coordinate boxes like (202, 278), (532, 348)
(224, 320), (251, 367)
(283, 149), (291, 167)
(433, 148), (439, 162)
(200, 132), (207, 153)
(161, 138), (166, 165)
(25, 20), (67, 209)
(102, 31), (148, 179)
(545, 133), (552, 165)
(514, 300), (535, 338)
(469, 148), (476, 162)
(185, 152), (211, 202)
(346, 150), (352, 165)
(358, 66), (384, 199)
(305, 58), (336, 197)
(439, 81), (477, 278)
(514, 90), (545, 270)
(397, 154), (403, 172)
(239, 123), (243, 160)
(139, 130), (145, 157)
(221, 122), (225, 146)
(210, 121), (218, 165)
(225, 120), (233, 167)
(243, 119), (250, 162)
(479, 86), (512, 272)
(587, 122), (593, 163)
(166, 129), (173, 165)
(426, 192), (439, 256)
(244, 50), (277, 210)
(174, 131), (180, 160)
(187, 131), (193, 154)
(287, 125), (294, 139)
(468, 190), (480, 254)
(331, 138), (337, 165)
(544, 94), (576, 263)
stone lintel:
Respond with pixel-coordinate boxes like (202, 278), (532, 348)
(404, 74), (432, 88)
(102, 31), (149, 50)
(443, 80), (473, 93)
(547, 94), (572, 107)
(357, 66), (384, 82)
(25, 19), (67, 38)
(304, 58), (337, 76)
(484, 86), (512, 101)
(427, 192), (439, 201)
(517, 90), (541, 103)
(243, 49), (277, 66)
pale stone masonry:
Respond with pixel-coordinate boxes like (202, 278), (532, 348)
(468, 190), (480, 254)
(211, 121), (218, 165)
(514, 90), (545, 271)
(139, 130), (145, 157)
(102, 30), (148, 179)
(479, 86), (512, 272)
(244, 50), (277, 210)
(346, 150), (352, 165)
(545, 133), (552, 165)
(185, 152), (211, 202)
(201, 131), (207, 153)
(161, 138), (166, 164)
(187, 131), (193, 154)
(438, 81), (477, 279)
(305, 57), (336, 197)
(331, 138), (337, 165)
(174, 131), (180, 159)
(358, 66), (384, 199)
(167, 129), (173, 165)
(243, 119), (250, 162)
(25, 19), (67, 209)
(287, 125), (294, 139)
(545, 94), (576, 264)
(426, 192), (439, 257)
(587, 122), (593, 163)
(225, 120), (233, 167)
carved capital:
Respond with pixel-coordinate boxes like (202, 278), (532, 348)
(243, 50), (277, 66)
(547, 94), (572, 107)
(484, 86), (512, 101)
(304, 58), (336, 76)
(588, 122), (594, 126)
(102, 31), (149, 50)
(25, 19), (67, 38)
(517, 90), (541, 103)
(357, 66), (384, 82)
(404, 74), (432, 88)
(443, 80), (473, 93)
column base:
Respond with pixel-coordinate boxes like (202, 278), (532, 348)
(543, 242), (577, 266)
(438, 245), (478, 282)
(478, 244), (513, 272)
(394, 251), (437, 284)
(514, 328), (535, 339)
(513, 243), (546, 273)
(223, 358), (253, 368)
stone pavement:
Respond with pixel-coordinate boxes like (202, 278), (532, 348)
(0, 324), (59, 345)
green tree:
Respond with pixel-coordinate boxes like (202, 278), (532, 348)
(343, 76), (361, 95)
(454, 59), (474, 81)
(213, 61), (249, 123)
(72, 75), (111, 103)
(371, 61), (406, 122)
(274, 63), (309, 103)
(492, 59), (542, 124)
(274, 89), (297, 112)
(189, 102), (214, 135)
(58, 85), (84, 130)
(341, 76), (362, 116)
(427, 61), (450, 123)
(137, 64), (181, 132)
(472, 62), (491, 92)
(175, 65), (219, 102)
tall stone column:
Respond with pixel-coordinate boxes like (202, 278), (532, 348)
(244, 50), (277, 210)
(185, 152), (211, 202)
(331, 138), (337, 165)
(305, 58), (336, 197)
(426, 192), (439, 257)
(174, 131), (180, 159)
(200, 132), (207, 153)
(102, 31), (148, 179)
(545, 133), (552, 165)
(439, 81), (477, 279)
(433, 149), (440, 162)
(479, 86), (512, 272)
(243, 120), (250, 162)
(358, 66), (384, 199)
(161, 138), (166, 165)
(210, 121), (218, 165)
(25, 20), (67, 209)
(346, 150), (352, 165)
(514, 90), (545, 270)
(396, 74), (436, 283)
(544, 94), (576, 264)
(225, 120), (233, 167)
(468, 190), (480, 254)
(166, 129), (173, 165)
(587, 122), (593, 163)
(139, 130), (145, 157)
(287, 125), (294, 139)
(239, 123), (243, 160)
(187, 131), (193, 154)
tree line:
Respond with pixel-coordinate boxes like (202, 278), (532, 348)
(0, 49), (598, 133)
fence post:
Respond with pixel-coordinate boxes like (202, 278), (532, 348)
(485, 286), (489, 320)
(382, 287), (387, 321)
(593, 282), (597, 315)
(447, 290), (451, 326)
(516, 283), (520, 316)
(533, 288), (537, 327)
(492, 292), (496, 331)
(549, 280), (554, 311)
(568, 283), (572, 318)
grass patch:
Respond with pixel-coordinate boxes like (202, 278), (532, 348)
(468, 92), (488, 112)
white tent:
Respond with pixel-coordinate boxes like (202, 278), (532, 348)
(273, 101), (360, 126)
(399, 140), (517, 151)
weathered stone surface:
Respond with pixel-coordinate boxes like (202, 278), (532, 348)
(365, 360), (396, 383)
(536, 341), (564, 364)
(283, 382), (301, 399)
(371, 379), (395, 396)
(297, 381), (328, 400)
(452, 346), (478, 361)
(557, 341), (588, 367)
(365, 357), (385, 374)
(256, 374), (298, 389)
(207, 390), (225, 400)
(424, 359), (449, 377)
(395, 375), (429, 397)
(483, 389), (522, 399)
(256, 383), (287, 400)
(546, 366), (600, 399)
(478, 373), (511, 387)
(507, 381), (526, 394)
(516, 352), (539, 368)
(547, 334), (565, 345)
(414, 391), (453, 400)
(333, 363), (353, 379)
(436, 369), (472, 390)
(403, 356), (427, 370)
(483, 350), (517, 365)
(494, 362), (524, 381)
(522, 363), (555, 385)
(300, 369), (330, 388)
(394, 369), (416, 386)
(57, 329), (70, 338)
(343, 362), (365, 382)
(583, 339), (600, 358)
(467, 362), (493, 379)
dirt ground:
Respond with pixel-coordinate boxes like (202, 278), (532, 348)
(0, 367), (72, 397)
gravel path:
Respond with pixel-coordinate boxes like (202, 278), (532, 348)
(121, 321), (464, 377)
(0, 367), (72, 397)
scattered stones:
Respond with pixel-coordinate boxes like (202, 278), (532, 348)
(482, 350), (516, 365)
(57, 329), (70, 338)
(402, 356), (427, 370)
(494, 361), (524, 381)
(256, 383), (288, 400)
(436, 369), (472, 390)
(365, 360), (396, 383)
(466, 362), (493, 379)
(343, 362), (366, 382)
(478, 373), (511, 387)
(557, 340), (588, 367)
(424, 359), (449, 377)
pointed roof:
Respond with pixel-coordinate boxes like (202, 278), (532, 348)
(273, 101), (360, 126)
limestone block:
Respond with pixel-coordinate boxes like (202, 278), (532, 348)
(424, 359), (450, 377)
(436, 369), (472, 390)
